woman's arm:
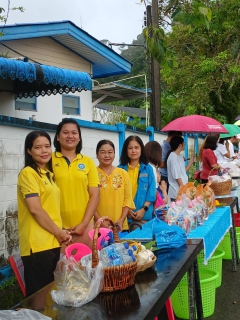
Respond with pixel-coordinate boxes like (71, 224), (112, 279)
(25, 197), (72, 244)
(71, 186), (100, 235)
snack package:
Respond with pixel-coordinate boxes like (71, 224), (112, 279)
(195, 181), (216, 213)
(51, 255), (104, 307)
(176, 182), (197, 201)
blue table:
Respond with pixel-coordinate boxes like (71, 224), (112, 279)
(188, 206), (231, 264)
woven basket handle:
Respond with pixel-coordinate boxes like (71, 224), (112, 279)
(92, 217), (121, 268)
(208, 167), (220, 178)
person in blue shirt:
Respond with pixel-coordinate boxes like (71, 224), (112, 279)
(118, 136), (156, 229)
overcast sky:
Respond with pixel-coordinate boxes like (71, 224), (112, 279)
(3, 0), (146, 52)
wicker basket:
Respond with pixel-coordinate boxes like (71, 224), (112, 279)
(92, 218), (138, 292)
(208, 169), (232, 196)
(136, 255), (157, 273)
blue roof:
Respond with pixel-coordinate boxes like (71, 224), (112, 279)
(0, 21), (132, 79)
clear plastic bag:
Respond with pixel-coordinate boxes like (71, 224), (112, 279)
(0, 309), (50, 320)
(51, 255), (104, 307)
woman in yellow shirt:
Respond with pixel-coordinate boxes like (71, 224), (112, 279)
(95, 140), (135, 231)
(17, 131), (71, 296)
(52, 119), (100, 247)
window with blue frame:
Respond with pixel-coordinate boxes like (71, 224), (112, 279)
(15, 97), (37, 111)
(62, 95), (80, 115)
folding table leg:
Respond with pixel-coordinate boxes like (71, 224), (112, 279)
(194, 259), (203, 320)
(165, 298), (175, 320)
(188, 263), (196, 320)
(229, 226), (237, 271)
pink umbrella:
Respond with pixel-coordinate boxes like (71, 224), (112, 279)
(161, 115), (228, 134)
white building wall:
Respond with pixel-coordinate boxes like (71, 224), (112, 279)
(0, 122), (202, 266)
(0, 90), (92, 124)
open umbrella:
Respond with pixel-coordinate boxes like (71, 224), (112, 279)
(234, 120), (240, 126)
(161, 115), (228, 134)
(220, 124), (240, 138)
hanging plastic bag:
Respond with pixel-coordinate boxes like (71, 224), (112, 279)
(51, 255), (104, 307)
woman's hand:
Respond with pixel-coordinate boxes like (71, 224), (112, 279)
(128, 209), (137, 219)
(56, 230), (72, 245)
(69, 222), (88, 236)
(134, 208), (145, 221)
(159, 180), (167, 193)
(115, 219), (124, 231)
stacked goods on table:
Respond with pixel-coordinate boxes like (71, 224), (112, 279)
(161, 182), (216, 234)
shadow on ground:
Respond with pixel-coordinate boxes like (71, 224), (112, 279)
(158, 259), (240, 320)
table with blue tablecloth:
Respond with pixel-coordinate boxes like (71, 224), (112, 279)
(188, 206), (231, 264)
(123, 206), (231, 265)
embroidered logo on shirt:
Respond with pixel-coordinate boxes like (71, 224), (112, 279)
(55, 163), (60, 166)
(78, 164), (85, 170)
(139, 173), (148, 178)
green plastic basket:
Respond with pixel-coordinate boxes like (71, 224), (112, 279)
(171, 268), (218, 319)
(197, 249), (225, 288)
(217, 227), (240, 260)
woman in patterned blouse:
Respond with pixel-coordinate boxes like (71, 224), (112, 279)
(95, 139), (135, 231)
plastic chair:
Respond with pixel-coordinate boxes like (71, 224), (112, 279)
(154, 298), (175, 320)
(65, 243), (92, 261)
(9, 254), (26, 297)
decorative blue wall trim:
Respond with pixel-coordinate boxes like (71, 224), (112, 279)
(74, 119), (119, 132)
(0, 115), (57, 131)
(116, 123), (126, 156)
(147, 126), (154, 141)
(184, 133), (188, 160)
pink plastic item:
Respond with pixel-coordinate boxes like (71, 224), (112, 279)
(88, 227), (112, 250)
(65, 243), (92, 261)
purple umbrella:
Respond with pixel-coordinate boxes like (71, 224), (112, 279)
(235, 115), (240, 120)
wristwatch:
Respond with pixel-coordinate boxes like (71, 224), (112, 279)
(143, 205), (149, 211)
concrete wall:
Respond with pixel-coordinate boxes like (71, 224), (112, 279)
(0, 119), (202, 266)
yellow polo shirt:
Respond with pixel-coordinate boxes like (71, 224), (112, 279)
(127, 163), (140, 199)
(52, 152), (99, 228)
(17, 167), (61, 256)
(97, 167), (135, 230)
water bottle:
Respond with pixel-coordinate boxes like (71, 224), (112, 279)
(100, 245), (123, 267)
(114, 243), (136, 264)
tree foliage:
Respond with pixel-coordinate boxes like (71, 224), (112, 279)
(159, 0), (240, 124)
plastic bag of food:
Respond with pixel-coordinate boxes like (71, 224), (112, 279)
(51, 255), (104, 307)
(176, 182), (197, 201)
(195, 181), (216, 213)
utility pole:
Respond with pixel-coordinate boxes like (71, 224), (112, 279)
(147, 0), (161, 129)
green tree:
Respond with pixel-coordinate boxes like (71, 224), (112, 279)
(160, 0), (240, 123)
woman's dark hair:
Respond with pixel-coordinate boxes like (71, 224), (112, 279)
(120, 135), (148, 165)
(204, 135), (218, 151)
(24, 131), (53, 176)
(96, 140), (115, 153)
(145, 141), (162, 167)
(53, 118), (82, 153)
(170, 136), (184, 151)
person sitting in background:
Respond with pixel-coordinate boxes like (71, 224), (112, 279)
(159, 131), (182, 190)
(214, 136), (231, 164)
(95, 139), (135, 231)
(145, 140), (168, 205)
(167, 136), (195, 201)
(224, 135), (238, 160)
(200, 135), (221, 183)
